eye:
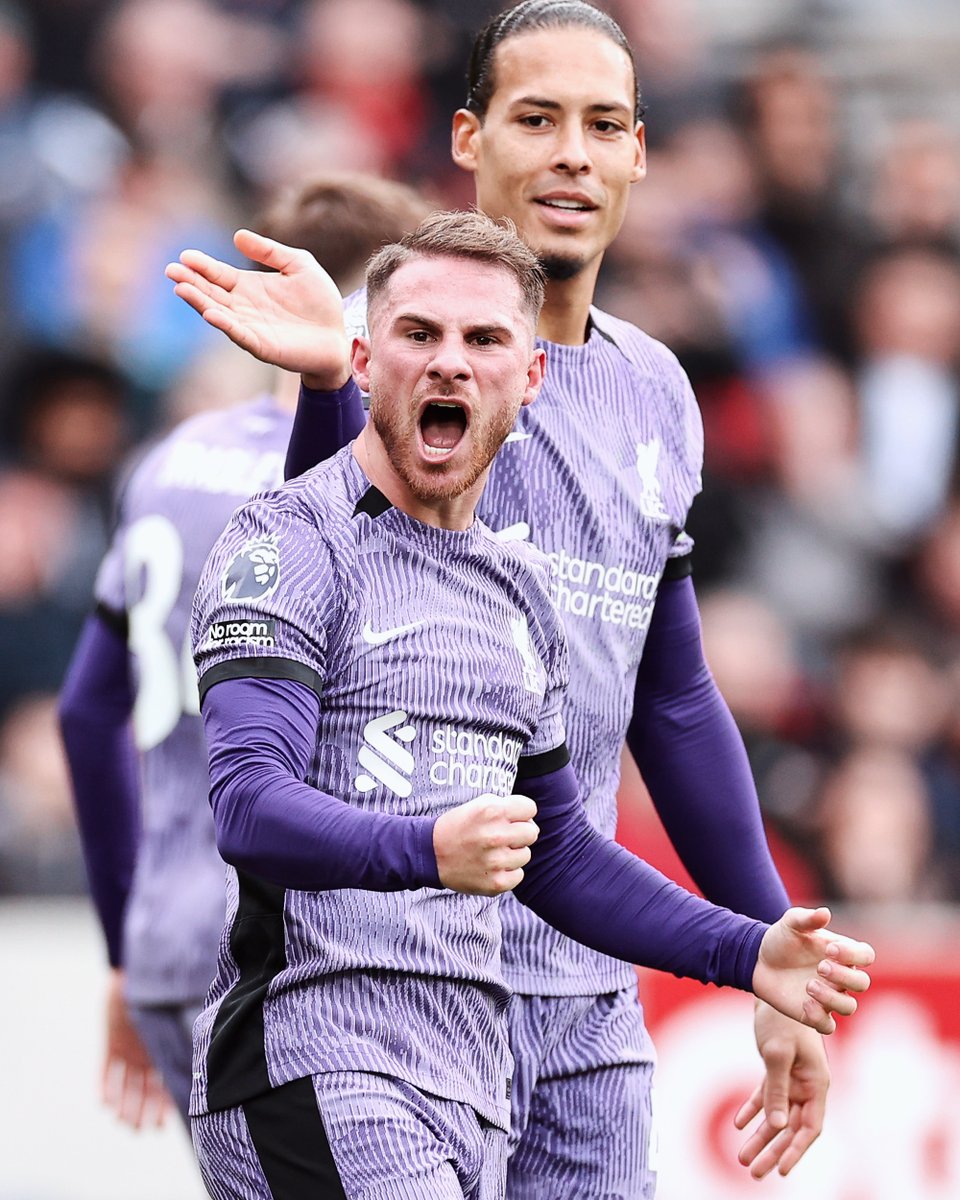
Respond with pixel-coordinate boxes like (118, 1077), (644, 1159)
(593, 118), (626, 136)
(407, 329), (433, 343)
(471, 335), (498, 347)
(519, 113), (552, 129)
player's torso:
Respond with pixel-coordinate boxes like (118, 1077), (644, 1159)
(254, 464), (561, 983)
(103, 395), (291, 1000)
(479, 320), (700, 831)
(196, 454), (563, 1123)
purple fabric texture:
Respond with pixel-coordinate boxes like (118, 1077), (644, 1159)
(627, 575), (790, 924)
(203, 674), (765, 992)
(201, 676), (441, 891)
(515, 763), (766, 992)
(58, 612), (140, 966)
(284, 380), (365, 481)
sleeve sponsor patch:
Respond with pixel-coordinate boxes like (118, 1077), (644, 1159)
(221, 535), (281, 602)
(206, 618), (276, 649)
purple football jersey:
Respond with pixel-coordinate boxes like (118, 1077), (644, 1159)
(94, 394), (291, 1005)
(343, 289), (704, 1004)
(480, 310), (703, 1000)
(189, 447), (568, 1127)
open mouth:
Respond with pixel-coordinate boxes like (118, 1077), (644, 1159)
(419, 401), (468, 459)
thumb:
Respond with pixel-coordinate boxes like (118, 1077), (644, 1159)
(785, 905), (832, 935)
(502, 793), (537, 822)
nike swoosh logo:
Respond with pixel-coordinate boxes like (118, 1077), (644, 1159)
(504, 431), (532, 444)
(494, 522), (530, 542)
(361, 620), (425, 645)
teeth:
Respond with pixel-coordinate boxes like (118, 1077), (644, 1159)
(543, 199), (588, 210)
(423, 445), (453, 457)
(433, 402), (460, 408)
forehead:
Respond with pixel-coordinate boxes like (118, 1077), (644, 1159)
(377, 255), (528, 328)
(490, 26), (635, 114)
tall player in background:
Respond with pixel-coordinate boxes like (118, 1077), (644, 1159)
(166, 1), (832, 1190)
(58, 173), (432, 1127)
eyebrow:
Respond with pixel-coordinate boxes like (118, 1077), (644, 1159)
(394, 314), (515, 340)
(510, 95), (632, 117)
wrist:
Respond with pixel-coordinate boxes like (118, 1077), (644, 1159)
(301, 368), (352, 393)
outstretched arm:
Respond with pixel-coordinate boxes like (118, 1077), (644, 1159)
(166, 229), (352, 390)
(512, 762), (873, 1033)
(626, 570), (830, 1173)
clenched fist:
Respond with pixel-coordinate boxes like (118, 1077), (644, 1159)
(433, 793), (539, 896)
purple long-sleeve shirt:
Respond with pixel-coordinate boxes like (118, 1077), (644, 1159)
(285, 294), (789, 1001)
(187, 447), (767, 1122)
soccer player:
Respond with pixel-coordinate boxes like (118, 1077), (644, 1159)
(167, 6), (833, 1191)
(186, 209), (872, 1200)
(58, 172), (433, 1126)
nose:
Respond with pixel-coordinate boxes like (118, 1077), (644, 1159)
(427, 336), (472, 383)
(552, 120), (592, 175)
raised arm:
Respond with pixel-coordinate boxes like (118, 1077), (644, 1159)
(285, 378), (366, 480)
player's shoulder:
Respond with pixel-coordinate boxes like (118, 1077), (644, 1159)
(230, 445), (364, 549)
(589, 306), (688, 385)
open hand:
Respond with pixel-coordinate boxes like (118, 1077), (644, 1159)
(102, 969), (171, 1130)
(753, 906), (874, 1035)
(735, 1002), (830, 1177)
(165, 229), (351, 388)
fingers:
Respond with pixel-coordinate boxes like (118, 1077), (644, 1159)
(817, 955), (872, 993)
(800, 993), (837, 1035)
(234, 228), (309, 274)
(166, 249), (239, 299)
(485, 793), (536, 822)
(733, 1082), (763, 1131)
(823, 936), (876, 968)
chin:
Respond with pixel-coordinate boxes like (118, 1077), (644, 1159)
(537, 252), (588, 282)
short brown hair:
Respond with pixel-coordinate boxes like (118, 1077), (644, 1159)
(255, 172), (434, 293)
(366, 209), (546, 326)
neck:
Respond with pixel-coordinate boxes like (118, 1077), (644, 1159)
(352, 427), (482, 531)
(536, 262), (601, 345)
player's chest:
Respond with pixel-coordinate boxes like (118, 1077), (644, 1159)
(323, 541), (549, 738)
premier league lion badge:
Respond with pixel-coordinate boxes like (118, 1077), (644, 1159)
(221, 535), (281, 602)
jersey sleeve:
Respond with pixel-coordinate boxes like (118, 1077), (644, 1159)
(666, 361), (703, 565)
(516, 549), (570, 770)
(192, 497), (343, 699)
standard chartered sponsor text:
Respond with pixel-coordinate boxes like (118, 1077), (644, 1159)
(430, 727), (523, 794)
(548, 547), (658, 629)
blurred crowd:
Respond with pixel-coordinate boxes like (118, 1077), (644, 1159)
(2, 0), (960, 908)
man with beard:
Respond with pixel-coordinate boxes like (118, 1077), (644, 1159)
(180, 210), (873, 1200)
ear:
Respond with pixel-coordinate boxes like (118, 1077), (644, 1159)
(521, 347), (547, 408)
(452, 108), (482, 173)
(350, 335), (371, 394)
(631, 122), (647, 184)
